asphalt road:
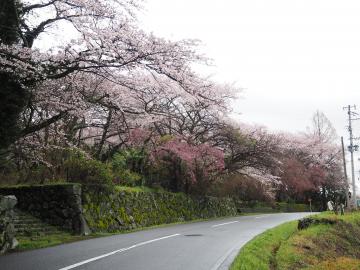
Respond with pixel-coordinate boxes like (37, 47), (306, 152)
(0, 212), (313, 270)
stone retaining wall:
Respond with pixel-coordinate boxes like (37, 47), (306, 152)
(0, 195), (18, 254)
(0, 184), (311, 236)
(0, 184), (89, 235)
(82, 185), (238, 232)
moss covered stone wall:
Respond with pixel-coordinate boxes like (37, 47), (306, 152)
(0, 184), (89, 234)
(0, 184), (311, 235)
(82, 185), (238, 232)
(0, 195), (18, 254)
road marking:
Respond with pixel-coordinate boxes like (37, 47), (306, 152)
(58, 234), (180, 270)
(210, 240), (243, 270)
(211, 221), (238, 228)
(255, 215), (270, 219)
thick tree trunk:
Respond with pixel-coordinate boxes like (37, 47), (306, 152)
(96, 109), (113, 159)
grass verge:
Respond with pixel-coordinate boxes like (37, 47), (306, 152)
(231, 211), (360, 270)
(15, 233), (96, 251)
(230, 221), (298, 270)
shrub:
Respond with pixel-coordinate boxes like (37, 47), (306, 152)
(112, 169), (142, 187)
(210, 174), (274, 202)
(111, 149), (145, 186)
(64, 152), (112, 184)
(276, 202), (309, 212)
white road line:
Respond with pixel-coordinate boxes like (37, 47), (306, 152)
(211, 221), (238, 228)
(58, 234), (180, 270)
(255, 215), (270, 219)
(210, 240), (243, 270)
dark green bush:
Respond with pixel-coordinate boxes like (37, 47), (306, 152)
(64, 153), (112, 184)
(111, 149), (145, 186)
(276, 202), (309, 212)
(112, 169), (142, 187)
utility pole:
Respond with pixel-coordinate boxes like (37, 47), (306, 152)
(341, 136), (350, 208)
(344, 105), (359, 209)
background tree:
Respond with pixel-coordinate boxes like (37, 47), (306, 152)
(308, 110), (345, 209)
(308, 110), (337, 143)
(275, 112), (344, 208)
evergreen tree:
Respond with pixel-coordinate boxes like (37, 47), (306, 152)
(0, 0), (19, 45)
(0, 0), (27, 151)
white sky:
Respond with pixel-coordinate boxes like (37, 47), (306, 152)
(138, 0), (360, 191)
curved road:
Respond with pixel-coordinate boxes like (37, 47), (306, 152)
(0, 213), (313, 270)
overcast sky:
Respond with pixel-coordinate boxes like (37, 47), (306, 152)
(138, 0), (360, 188)
(139, 0), (360, 135)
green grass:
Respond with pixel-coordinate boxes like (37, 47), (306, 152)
(1, 183), (153, 191)
(231, 211), (360, 270)
(0, 182), (77, 188)
(114, 185), (160, 193)
(15, 232), (94, 251)
(276, 224), (331, 269)
(230, 221), (298, 270)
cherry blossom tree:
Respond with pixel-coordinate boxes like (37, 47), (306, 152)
(0, 0), (205, 146)
(0, 0), (241, 172)
(276, 112), (344, 207)
(219, 123), (282, 179)
(149, 136), (225, 194)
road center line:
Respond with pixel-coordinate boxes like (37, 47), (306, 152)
(58, 233), (180, 270)
(255, 215), (269, 219)
(211, 221), (238, 228)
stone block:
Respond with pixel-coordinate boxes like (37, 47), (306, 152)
(0, 196), (17, 212)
